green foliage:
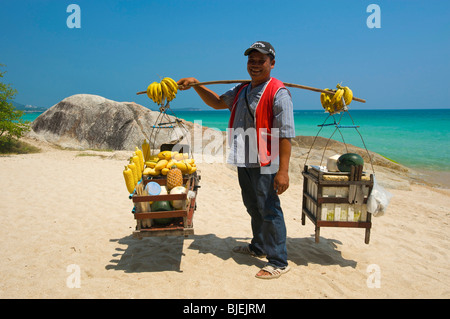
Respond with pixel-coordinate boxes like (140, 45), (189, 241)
(0, 138), (40, 154)
(0, 64), (30, 150)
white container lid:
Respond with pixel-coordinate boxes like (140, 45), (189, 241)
(145, 182), (161, 195)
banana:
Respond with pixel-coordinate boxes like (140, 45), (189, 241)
(146, 77), (179, 105)
(326, 103), (335, 114)
(167, 84), (176, 101)
(321, 83), (357, 113)
(162, 77), (178, 101)
(331, 88), (344, 105)
(331, 89), (344, 113)
(154, 82), (160, 103)
(160, 80), (170, 103)
(320, 92), (326, 107)
(336, 83), (353, 107)
(163, 77), (178, 94)
(147, 83), (153, 100)
(153, 82), (159, 102)
(154, 82), (162, 104)
(325, 97), (333, 113)
(343, 86), (353, 105)
(335, 98), (344, 112)
(320, 88), (333, 112)
(326, 89), (341, 113)
(168, 89), (175, 102)
(159, 83), (164, 104)
(147, 82), (157, 102)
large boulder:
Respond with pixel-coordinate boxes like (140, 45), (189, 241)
(30, 94), (192, 151)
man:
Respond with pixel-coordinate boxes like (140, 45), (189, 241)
(177, 41), (295, 279)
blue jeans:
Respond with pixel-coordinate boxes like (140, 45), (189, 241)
(237, 167), (288, 268)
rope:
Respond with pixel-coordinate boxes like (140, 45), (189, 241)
(303, 98), (376, 176)
(304, 113), (331, 165)
(148, 101), (193, 156)
(346, 110), (376, 175)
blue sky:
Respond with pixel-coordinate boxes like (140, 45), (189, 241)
(1, 0), (449, 110)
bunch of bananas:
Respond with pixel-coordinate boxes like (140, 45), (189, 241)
(320, 84), (353, 114)
(143, 150), (197, 176)
(146, 77), (178, 105)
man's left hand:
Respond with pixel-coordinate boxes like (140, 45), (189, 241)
(274, 170), (289, 195)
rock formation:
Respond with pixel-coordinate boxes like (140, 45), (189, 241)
(30, 94), (192, 151)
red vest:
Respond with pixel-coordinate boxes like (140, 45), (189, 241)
(228, 77), (287, 166)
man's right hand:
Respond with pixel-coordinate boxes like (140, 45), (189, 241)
(177, 77), (199, 90)
(176, 77), (228, 110)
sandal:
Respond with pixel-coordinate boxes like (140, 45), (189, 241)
(255, 264), (290, 279)
(232, 245), (266, 259)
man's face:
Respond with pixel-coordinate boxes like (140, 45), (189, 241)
(247, 50), (275, 84)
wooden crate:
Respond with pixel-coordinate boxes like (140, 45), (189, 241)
(301, 165), (374, 244)
(131, 172), (200, 238)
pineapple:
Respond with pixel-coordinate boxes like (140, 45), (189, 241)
(166, 165), (183, 190)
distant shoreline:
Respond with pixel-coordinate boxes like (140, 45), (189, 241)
(21, 109), (450, 175)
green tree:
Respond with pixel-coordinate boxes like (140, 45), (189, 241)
(0, 64), (30, 149)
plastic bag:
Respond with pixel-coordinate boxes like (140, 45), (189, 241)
(367, 177), (393, 217)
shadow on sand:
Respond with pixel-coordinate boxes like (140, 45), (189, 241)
(105, 232), (356, 273)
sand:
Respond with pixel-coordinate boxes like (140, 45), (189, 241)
(0, 138), (449, 299)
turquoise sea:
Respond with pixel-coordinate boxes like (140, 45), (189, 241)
(23, 109), (450, 171)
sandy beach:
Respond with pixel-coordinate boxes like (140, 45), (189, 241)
(0, 137), (449, 299)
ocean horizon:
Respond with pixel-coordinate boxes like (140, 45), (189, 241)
(22, 108), (450, 172)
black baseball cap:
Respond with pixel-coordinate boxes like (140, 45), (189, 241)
(244, 41), (276, 59)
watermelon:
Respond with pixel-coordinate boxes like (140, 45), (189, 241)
(151, 201), (174, 225)
(337, 153), (364, 172)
